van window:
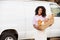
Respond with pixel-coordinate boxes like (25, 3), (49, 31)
(50, 3), (60, 17)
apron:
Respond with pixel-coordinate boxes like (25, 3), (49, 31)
(34, 29), (47, 40)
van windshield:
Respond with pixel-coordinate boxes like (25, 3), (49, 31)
(51, 7), (60, 17)
(50, 3), (60, 17)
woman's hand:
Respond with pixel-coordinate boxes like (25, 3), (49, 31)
(44, 18), (49, 22)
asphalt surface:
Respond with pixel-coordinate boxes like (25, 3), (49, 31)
(20, 39), (34, 40)
(21, 39), (34, 40)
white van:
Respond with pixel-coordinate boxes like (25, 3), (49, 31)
(0, 1), (60, 40)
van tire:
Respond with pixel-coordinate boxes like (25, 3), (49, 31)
(0, 33), (17, 40)
(1, 29), (18, 39)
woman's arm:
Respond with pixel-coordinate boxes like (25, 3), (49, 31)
(33, 24), (45, 31)
(33, 24), (40, 30)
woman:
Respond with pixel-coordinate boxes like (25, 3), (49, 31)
(33, 6), (54, 40)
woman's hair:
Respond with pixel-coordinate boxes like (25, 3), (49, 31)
(35, 6), (46, 17)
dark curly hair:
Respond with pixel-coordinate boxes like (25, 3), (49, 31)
(35, 6), (46, 17)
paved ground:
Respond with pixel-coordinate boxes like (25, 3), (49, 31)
(20, 39), (34, 40)
(20, 38), (60, 40)
(21, 39), (34, 40)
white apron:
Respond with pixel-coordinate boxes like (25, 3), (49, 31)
(34, 29), (47, 40)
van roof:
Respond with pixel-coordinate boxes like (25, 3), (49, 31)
(0, 1), (56, 3)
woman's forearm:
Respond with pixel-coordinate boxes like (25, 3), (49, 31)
(33, 24), (46, 31)
(33, 25), (41, 30)
(33, 24), (44, 31)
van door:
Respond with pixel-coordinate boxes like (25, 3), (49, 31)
(48, 3), (60, 37)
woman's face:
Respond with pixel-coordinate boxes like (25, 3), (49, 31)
(38, 8), (43, 15)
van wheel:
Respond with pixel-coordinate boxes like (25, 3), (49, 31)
(0, 33), (17, 40)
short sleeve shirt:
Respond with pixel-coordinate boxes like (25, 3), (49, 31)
(33, 15), (46, 26)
